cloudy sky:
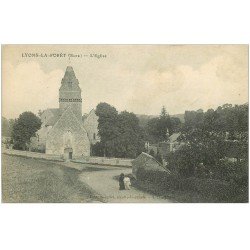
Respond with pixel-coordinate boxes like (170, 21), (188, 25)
(2, 45), (248, 119)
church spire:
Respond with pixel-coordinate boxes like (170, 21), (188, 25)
(59, 66), (82, 120)
(60, 66), (81, 91)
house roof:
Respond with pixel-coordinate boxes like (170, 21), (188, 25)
(133, 152), (170, 174)
(169, 133), (181, 143)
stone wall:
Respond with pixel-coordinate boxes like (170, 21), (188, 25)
(73, 156), (132, 167)
(3, 148), (64, 161)
(3, 148), (132, 167)
(37, 125), (52, 143)
(83, 109), (100, 145)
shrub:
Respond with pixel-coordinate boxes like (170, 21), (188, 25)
(136, 167), (248, 202)
(149, 149), (155, 157)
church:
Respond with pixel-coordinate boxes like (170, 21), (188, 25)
(31, 66), (100, 159)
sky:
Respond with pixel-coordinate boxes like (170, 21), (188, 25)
(2, 45), (248, 119)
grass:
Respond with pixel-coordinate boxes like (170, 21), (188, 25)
(2, 154), (104, 203)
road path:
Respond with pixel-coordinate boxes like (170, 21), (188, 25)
(78, 166), (171, 203)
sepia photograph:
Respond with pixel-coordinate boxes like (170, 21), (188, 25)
(1, 1), (250, 250)
(1, 44), (248, 203)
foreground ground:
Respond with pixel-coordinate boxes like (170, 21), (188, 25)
(2, 154), (105, 203)
(2, 154), (171, 203)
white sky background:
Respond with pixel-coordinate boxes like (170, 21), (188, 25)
(2, 45), (248, 119)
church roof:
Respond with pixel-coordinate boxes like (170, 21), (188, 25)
(50, 105), (87, 134)
(48, 108), (60, 116)
(64, 66), (77, 80)
(60, 66), (81, 92)
(44, 108), (61, 126)
(82, 113), (89, 122)
(82, 109), (97, 123)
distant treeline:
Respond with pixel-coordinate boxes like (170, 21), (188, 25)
(137, 103), (248, 203)
(2, 117), (15, 137)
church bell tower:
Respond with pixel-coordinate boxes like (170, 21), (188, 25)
(59, 66), (82, 121)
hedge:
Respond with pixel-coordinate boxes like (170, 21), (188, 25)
(136, 168), (248, 202)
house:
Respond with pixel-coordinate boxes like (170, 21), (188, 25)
(147, 132), (182, 158)
(132, 152), (170, 178)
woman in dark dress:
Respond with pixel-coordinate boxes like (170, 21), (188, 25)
(119, 173), (125, 190)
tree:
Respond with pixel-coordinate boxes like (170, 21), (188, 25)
(177, 103), (248, 179)
(11, 112), (41, 150)
(2, 117), (15, 137)
(95, 102), (119, 156)
(184, 109), (204, 131)
(8, 119), (15, 136)
(38, 109), (44, 117)
(146, 106), (174, 143)
(146, 117), (160, 143)
(2, 117), (10, 137)
(114, 111), (145, 158)
(91, 142), (104, 156)
(95, 103), (146, 158)
(168, 144), (203, 177)
(158, 106), (172, 139)
(170, 117), (182, 133)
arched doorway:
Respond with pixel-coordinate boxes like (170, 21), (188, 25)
(64, 147), (73, 160)
(63, 130), (73, 160)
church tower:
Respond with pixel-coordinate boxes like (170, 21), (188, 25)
(59, 66), (82, 121)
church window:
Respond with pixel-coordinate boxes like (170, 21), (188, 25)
(93, 133), (96, 140)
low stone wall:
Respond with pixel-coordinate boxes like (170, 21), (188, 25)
(2, 148), (64, 162)
(2, 148), (133, 167)
(73, 156), (133, 167)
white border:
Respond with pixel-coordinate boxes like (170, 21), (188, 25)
(1, 1), (249, 250)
